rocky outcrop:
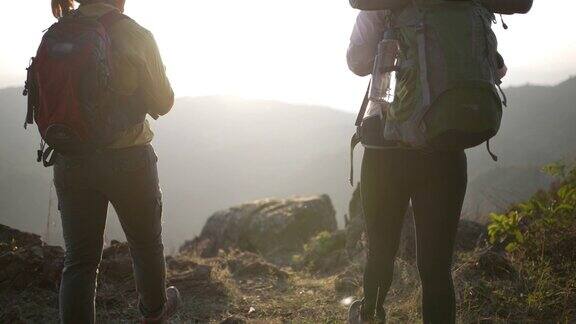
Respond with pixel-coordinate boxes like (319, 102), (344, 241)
(0, 224), (64, 291)
(224, 250), (289, 282)
(180, 195), (338, 265)
(294, 230), (349, 274)
(455, 219), (486, 251)
(344, 185), (365, 259)
(334, 266), (363, 295)
(0, 223), (232, 323)
(455, 250), (518, 282)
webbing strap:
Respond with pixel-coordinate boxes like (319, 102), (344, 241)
(23, 58), (35, 129)
(486, 140), (498, 162)
(24, 87), (34, 128)
(350, 83), (370, 187)
(355, 83), (371, 127)
(496, 81), (508, 107)
(349, 132), (361, 186)
(415, 22), (431, 108)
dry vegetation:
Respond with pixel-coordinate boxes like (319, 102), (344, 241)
(1, 163), (575, 323)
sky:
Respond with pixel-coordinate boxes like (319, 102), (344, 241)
(1, 0), (575, 112)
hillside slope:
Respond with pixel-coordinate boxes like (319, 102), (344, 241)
(0, 77), (575, 245)
(2, 163), (574, 323)
(0, 90), (356, 247)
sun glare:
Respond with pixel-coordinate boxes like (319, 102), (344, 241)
(0, 0), (575, 111)
(125, 0), (360, 109)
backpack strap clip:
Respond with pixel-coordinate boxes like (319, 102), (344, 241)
(36, 140), (56, 167)
(42, 146), (56, 167)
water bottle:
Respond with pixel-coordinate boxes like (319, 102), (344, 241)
(369, 29), (399, 103)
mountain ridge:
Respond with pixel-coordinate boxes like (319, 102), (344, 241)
(1, 76), (575, 246)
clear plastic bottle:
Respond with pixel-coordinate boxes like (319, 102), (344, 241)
(369, 29), (399, 103)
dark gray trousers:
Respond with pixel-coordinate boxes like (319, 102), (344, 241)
(54, 144), (166, 324)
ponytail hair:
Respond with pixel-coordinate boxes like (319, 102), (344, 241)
(51, 0), (74, 18)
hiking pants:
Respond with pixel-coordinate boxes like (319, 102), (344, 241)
(360, 148), (467, 324)
(54, 144), (167, 324)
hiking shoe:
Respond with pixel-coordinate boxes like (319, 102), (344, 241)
(348, 299), (386, 324)
(142, 286), (181, 324)
(348, 299), (374, 324)
(347, 299), (362, 324)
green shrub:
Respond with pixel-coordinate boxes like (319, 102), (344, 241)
(488, 162), (576, 252)
(293, 231), (347, 273)
(481, 161), (576, 320)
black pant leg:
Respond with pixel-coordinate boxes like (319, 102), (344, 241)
(360, 149), (412, 317)
(411, 151), (468, 324)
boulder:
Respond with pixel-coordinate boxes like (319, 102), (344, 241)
(167, 262), (215, 294)
(344, 185), (365, 259)
(334, 266), (363, 295)
(455, 219), (486, 252)
(225, 251), (289, 282)
(180, 195), (337, 265)
(455, 250), (519, 282)
(99, 240), (135, 287)
(0, 224), (44, 248)
(295, 230), (349, 274)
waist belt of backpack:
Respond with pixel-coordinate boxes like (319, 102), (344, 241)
(349, 83), (371, 186)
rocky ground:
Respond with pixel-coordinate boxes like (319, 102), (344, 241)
(1, 188), (574, 323)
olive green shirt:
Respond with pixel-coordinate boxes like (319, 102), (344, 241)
(78, 3), (174, 148)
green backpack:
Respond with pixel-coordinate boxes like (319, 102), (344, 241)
(350, 0), (505, 184)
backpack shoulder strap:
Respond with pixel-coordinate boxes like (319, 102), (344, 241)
(355, 83), (371, 127)
(97, 10), (130, 31)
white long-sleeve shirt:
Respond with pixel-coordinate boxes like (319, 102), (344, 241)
(346, 9), (507, 78)
(346, 10), (389, 77)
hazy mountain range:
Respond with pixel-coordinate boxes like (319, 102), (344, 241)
(1, 77), (575, 248)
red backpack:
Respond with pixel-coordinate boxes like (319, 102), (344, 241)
(24, 10), (135, 166)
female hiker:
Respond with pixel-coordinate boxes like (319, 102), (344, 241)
(346, 7), (508, 324)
